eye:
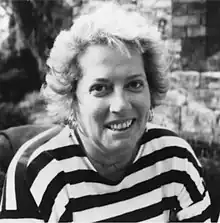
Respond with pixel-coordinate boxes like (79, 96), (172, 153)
(89, 84), (111, 96)
(126, 80), (144, 92)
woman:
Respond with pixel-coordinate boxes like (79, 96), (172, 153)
(0, 2), (211, 222)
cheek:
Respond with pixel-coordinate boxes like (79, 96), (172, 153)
(135, 94), (151, 115)
(79, 101), (108, 127)
(140, 104), (150, 123)
(92, 105), (108, 126)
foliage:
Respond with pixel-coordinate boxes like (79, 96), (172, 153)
(0, 102), (27, 130)
(0, 91), (55, 131)
(0, 0), (75, 103)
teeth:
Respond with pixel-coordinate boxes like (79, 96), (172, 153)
(109, 120), (133, 131)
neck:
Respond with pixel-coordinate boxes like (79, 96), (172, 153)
(74, 126), (138, 178)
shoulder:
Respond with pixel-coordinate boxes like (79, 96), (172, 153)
(142, 123), (192, 149)
(138, 124), (204, 189)
(2, 125), (65, 211)
(141, 123), (183, 146)
(5, 125), (66, 180)
(145, 123), (178, 141)
(8, 125), (82, 181)
(140, 123), (201, 167)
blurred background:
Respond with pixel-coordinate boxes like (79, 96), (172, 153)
(0, 0), (220, 220)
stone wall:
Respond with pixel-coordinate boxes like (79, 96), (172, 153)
(172, 0), (220, 71)
(153, 70), (220, 143)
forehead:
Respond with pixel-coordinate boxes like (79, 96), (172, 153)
(78, 44), (145, 80)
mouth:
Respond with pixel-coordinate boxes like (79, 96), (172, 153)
(105, 119), (135, 132)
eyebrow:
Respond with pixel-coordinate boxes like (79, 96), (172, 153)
(94, 74), (145, 82)
(127, 74), (146, 80)
(93, 78), (110, 83)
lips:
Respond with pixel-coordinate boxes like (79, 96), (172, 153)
(105, 119), (135, 131)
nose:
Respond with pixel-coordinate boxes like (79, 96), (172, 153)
(109, 91), (132, 113)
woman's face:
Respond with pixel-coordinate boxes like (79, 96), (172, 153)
(75, 44), (151, 156)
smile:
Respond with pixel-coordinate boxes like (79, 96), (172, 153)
(106, 119), (135, 131)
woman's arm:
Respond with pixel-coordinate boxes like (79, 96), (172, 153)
(0, 125), (63, 222)
(0, 160), (44, 222)
(175, 144), (211, 222)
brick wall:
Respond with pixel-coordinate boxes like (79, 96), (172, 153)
(153, 70), (220, 144)
(172, 0), (220, 71)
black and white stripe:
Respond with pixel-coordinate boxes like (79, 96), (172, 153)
(0, 125), (211, 222)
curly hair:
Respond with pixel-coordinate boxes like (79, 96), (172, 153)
(42, 1), (169, 123)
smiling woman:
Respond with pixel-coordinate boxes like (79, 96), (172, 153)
(0, 1), (211, 223)
(73, 45), (151, 180)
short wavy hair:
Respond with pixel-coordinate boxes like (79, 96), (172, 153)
(42, 2), (169, 123)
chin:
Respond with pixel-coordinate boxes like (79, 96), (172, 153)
(107, 140), (136, 152)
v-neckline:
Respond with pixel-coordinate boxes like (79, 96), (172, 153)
(73, 127), (137, 184)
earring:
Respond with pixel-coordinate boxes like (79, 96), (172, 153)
(148, 109), (154, 122)
(68, 113), (78, 130)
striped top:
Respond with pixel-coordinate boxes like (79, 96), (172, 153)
(0, 124), (211, 222)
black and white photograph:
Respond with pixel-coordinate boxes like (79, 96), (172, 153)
(0, 0), (218, 222)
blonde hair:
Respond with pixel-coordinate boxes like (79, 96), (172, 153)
(42, 1), (169, 123)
